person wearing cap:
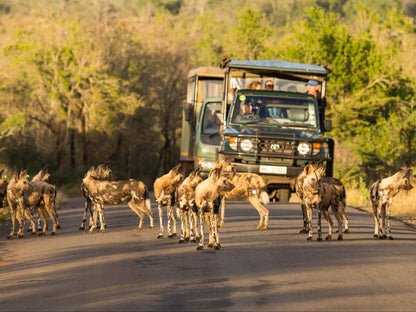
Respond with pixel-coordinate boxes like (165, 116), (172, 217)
(307, 79), (320, 97)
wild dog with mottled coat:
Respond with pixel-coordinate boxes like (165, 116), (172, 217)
(211, 159), (270, 229)
(176, 168), (202, 243)
(296, 162), (349, 235)
(13, 169), (59, 237)
(302, 162), (347, 241)
(83, 168), (153, 233)
(79, 162), (116, 231)
(370, 169), (413, 239)
(195, 167), (235, 250)
(30, 166), (60, 231)
(0, 169), (8, 209)
(153, 164), (183, 239)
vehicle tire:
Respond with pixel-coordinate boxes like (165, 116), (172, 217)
(278, 188), (290, 203)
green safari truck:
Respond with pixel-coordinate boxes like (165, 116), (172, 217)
(218, 60), (334, 202)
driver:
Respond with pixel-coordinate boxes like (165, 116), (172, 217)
(236, 102), (259, 121)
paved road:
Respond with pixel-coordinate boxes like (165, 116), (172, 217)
(1, 199), (416, 311)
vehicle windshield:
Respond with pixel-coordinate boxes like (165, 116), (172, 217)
(202, 101), (222, 135)
(230, 93), (318, 128)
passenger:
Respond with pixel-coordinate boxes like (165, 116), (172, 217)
(307, 80), (320, 97)
(247, 81), (261, 90)
(228, 87), (237, 103)
(265, 80), (274, 90)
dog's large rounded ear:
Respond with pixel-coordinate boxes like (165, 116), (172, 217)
(304, 163), (314, 175)
(210, 167), (221, 180)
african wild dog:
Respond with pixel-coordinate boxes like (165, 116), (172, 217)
(211, 159), (270, 229)
(83, 167), (153, 233)
(195, 167), (235, 250)
(302, 162), (347, 241)
(30, 166), (60, 231)
(13, 169), (59, 237)
(0, 169), (8, 209)
(370, 168), (413, 239)
(79, 162), (116, 231)
(176, 167), (202, 243)
(153, 164), (184, 239)
(296, 162), (349, 235)
(7, 170), (39, 239)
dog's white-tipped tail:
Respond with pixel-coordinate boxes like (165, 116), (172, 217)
(260, 191), (270, 205)
(145, 198), (151, 210)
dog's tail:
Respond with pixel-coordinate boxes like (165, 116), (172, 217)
(258, 176), (270, 205)
(370, 180), (380, 208)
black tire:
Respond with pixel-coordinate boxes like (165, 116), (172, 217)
(279, 188), (290, 202)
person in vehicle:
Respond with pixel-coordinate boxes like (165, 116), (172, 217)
(247, 81), (261, 90)
(307, 80), (320, 97)
(265, 80), (274, 90)
(235, 102), (259, 121)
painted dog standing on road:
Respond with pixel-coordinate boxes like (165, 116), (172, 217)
(370, 168), (413, 239)
(195, 167), (235, 250)
(211, 159), (270, 230)
(154, 164), (183, 239)
(296, 162), (349, 235)
(302, 162), (347, 241)
(176, 167), (202, 243)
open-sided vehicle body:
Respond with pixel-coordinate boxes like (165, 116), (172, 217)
(219, 60), (334, 201)
(180, 67), (224, 176)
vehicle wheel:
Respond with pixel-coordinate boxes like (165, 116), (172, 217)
(278, 189), (290, 202)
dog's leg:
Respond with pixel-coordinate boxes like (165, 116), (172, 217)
(197, 209), (205, 250)
(332, 208), (343, 240)
(190, 206), (199, 243)
(7, 205), (17, 239)
(37, 207), (48, 236)
(379, 203), (387, 239)
(25, 208), (37, 236)
(372, 202), (380, 238)
(89, 201), (100, 233)
(44, 196), (58, 236)
(300, 203), (309, 234)
(211, 211), (220, 249)
(248, 197), (269, 229)
(79, 199), (89, 231)
(339, 202), (349, 234)
(16, 206), (26, 239)
(136, 197), (153, 230)
(178, 208), (186, 243)
(306, 206), (313, 241)
(386, 199), (393, 240)
(157, 201), (164, 239)
(166, 202), (176, 238)
(322, 209), (333, 240)
(317, 209), (322, 241)
(207, 210), (215, 248)
(219, 197), (225, 228)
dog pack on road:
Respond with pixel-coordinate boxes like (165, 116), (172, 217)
(1, 160), (414, 248)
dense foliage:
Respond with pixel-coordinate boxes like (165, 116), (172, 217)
(0, 0), (416, 192)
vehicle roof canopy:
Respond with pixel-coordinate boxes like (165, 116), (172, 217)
(187, 66), (224, 79)
(226, 60), (331, 82)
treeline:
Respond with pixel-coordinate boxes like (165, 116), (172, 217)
(0, 0), (415, 192)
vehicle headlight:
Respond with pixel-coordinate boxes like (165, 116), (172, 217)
(240, 139), (253, 152)
(298, 142), (310, 155)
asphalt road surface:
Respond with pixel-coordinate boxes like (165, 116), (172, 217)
(1, 198), (416, 311)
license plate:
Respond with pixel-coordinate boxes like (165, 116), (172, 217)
(259, 165), (287, 175)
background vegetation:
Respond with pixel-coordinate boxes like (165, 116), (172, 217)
(1, 0), (416, 210)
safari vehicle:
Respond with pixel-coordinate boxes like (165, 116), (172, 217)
(180, 66), (224, 177)
(219, 60), (334, 202)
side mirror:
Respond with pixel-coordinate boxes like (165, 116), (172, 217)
(184, 102), (194, 122)
(324, 120), (332, 132)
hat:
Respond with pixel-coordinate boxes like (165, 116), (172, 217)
(307, 80), (319, 86)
